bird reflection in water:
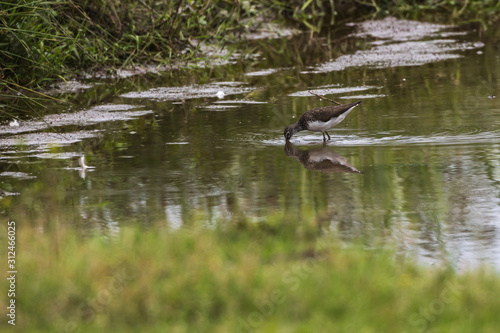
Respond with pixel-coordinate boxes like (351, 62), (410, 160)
(285, 141), (362, 174)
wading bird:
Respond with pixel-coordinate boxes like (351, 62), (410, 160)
(284, 91), (362, 142)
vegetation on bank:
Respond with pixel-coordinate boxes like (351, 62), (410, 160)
(2, 215), (500, 332)
(1, 0), (499, 94)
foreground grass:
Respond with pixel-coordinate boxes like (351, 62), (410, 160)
(2, 215), (500, 332)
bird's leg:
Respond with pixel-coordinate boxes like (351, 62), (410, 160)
(325, 131), (331, 141)
(322, 132), (327, 142)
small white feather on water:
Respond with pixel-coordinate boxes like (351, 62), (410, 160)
(78, 155), (95, 179)
(79, 155), (95, 169)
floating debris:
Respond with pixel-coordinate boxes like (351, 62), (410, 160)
(78, 155), (95, 179)
(79, 155), (94, 169)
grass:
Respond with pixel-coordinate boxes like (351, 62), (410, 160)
(2, 213), (500, 332)
(1, 0), (499, 93)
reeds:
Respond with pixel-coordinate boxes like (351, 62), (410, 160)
(0, 0), (270, 91)
(0, 0), (499, 93)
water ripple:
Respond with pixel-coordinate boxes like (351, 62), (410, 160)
(263, 131), (500, 147)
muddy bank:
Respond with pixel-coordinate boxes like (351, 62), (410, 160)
(0, 17), (489, 155)
(305, 17), (483, 73)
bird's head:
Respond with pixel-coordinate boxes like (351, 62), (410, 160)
(284, 125), (294, 141)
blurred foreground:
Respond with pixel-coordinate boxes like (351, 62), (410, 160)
(2, 214), (500, 332)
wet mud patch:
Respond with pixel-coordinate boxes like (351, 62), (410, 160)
(214, 100), (267, 104)
(202, 98), (268, 111)
(0, 104), (153, 163)
(289, 85), (381, 97)
(0, 131), (99, 149)
(339, 94), (386, 100)
(201, 105), (241, 111)
(350, 17), (455, 41)
(305, 17), (483, 73)
(47, 80), (94, 94)
(121, 81), (256, 102)
(245, 68), (281, 76)
(244, 22), (299, 40)
(0, 104), (152, 136)
(0, 171), (37, 180)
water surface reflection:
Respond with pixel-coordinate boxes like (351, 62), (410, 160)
(285, 142), (362, 174)
(1, 17), (500, 271)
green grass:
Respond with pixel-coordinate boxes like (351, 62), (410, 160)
(2, 213), (500, 332)
(1, 0), (499, 93)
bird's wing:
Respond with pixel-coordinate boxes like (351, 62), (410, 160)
(302, 101), (362, 123)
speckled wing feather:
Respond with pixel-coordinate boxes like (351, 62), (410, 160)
(299, 101), (362, 125)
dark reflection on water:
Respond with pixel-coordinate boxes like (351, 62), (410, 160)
(1, 18), (500, 271)
(285, 141), (362, 174)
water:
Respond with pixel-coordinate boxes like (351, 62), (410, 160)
(1, 17), (500, 271)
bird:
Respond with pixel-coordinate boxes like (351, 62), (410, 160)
(284, 99), (362, 142)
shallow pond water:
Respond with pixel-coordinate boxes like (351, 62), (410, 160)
(1, 17), (500, 271)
